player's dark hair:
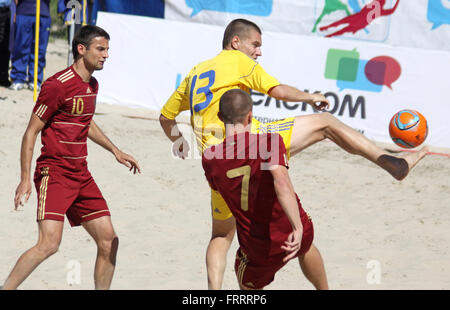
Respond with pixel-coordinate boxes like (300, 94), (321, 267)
(72, 25), (110, 60)
(222, 19), (262, 49)
(219, 89), (253, 124)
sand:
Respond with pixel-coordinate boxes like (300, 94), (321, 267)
(0, 39), (449, 290)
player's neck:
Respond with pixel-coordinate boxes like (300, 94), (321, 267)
(225, 123), (251, 139)
(72, 60), (94, 83)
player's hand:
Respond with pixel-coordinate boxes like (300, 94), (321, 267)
(281, 229), (302, 263)
(14, 180), (32, 210)
(115, 150), (141, 174)
(309, 93), (329, 111)
(172, 136), (190, 160)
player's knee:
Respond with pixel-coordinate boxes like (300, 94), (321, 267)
(36, 240), (60, 258)
(97, 235), (119, 257)
(318, 111), (337, 124)
(318, 112), (347, 137)
(293, 112), (335, 132)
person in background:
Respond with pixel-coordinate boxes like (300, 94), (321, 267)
(0, 0), (11, 87)
(58, 0), (90, 45)
(9, 0), (51, 91)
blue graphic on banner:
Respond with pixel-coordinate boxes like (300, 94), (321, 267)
(185, 0), (273, 17)
(336, 59), (383, 92)
(427, 0), (450, 30)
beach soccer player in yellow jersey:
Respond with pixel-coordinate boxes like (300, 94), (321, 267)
(159, 19), (429, 289)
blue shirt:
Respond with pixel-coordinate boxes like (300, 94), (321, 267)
(0, 0), (11, 8)
(16, 0), (50, 17)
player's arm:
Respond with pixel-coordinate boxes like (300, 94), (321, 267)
(14, 78), (64, 208)
(268, 84), (329, 111)
(241, 60), (329, 111)
(14, 114), (46, 209)
(271, 165), (303, 262)
(88, 119), (141, 174)
(159, 74), (192, 160)
(159, 114), (189, 160)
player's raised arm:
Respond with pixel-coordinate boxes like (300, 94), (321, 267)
(268, 84), (329, 111)
(14, 114), (46, 209)
(270, 165), (303, 262)
(88, 120), (141, 174)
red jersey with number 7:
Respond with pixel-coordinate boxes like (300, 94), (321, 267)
(202, 132), (314, 262)
(32, 65), (99, 172)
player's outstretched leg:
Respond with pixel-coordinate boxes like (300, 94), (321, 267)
(289, 112), (429, 181)
(2, 220), (64, 290)
(298, 244), (329, 290)
(82, 216), (118, 290)
(206, 216), (236, 290)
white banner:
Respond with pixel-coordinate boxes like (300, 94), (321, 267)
(164, 0), (450, 51)
(96, 12), (450, 148)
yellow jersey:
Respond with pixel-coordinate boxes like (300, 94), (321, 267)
(161, 50), (280, 153)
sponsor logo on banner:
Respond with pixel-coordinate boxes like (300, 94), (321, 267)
(185, 0), (273, 17)
(427, 0), (450, 30)
(313, 0), (399, 42)
(325, 48), (401, 92)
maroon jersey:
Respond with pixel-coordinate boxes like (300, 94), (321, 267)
(203, 132), (306, 262)
(33, 66), (99, 171)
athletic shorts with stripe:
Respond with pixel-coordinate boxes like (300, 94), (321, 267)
(234, 207), (314, 289)
(34, 165), (110, 227)
(210, 117), (295, 221)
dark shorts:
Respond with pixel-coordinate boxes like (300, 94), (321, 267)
(234, 209), (314, 289)
(34, 165), (110, 227)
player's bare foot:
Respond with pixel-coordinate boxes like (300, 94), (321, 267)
(402, 146), (429, 172)
(376, 146), (429, 181)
